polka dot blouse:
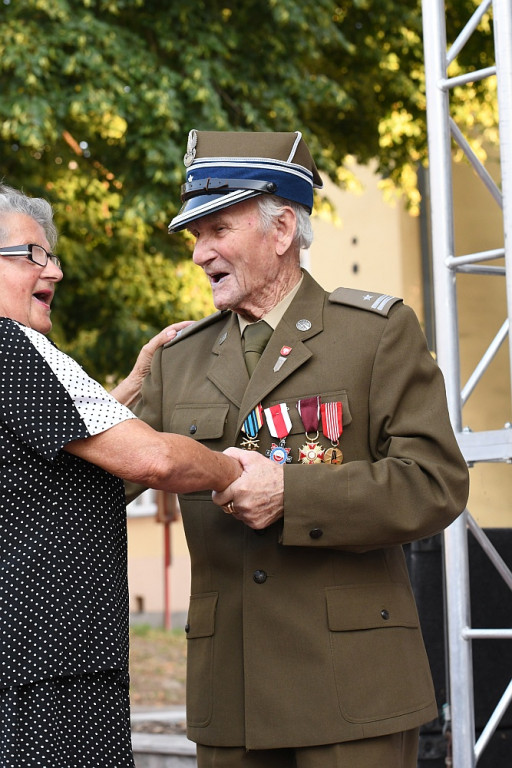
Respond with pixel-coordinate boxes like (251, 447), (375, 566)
(0, 318), (136, 688)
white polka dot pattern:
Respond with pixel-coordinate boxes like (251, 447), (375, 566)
(20, 323), (136, 438)
(0, 669), (135, 767)
(0, 318), (131, 689)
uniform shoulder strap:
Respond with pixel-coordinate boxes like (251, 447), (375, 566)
(163, 310), (230, 347)
(328, 287), (403, 316)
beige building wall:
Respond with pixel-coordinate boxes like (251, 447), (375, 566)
(127, 157), (511, 624)
(310, 164), (424, 321)
(127, 493), (191, 625)
(127, 514), (163, 615)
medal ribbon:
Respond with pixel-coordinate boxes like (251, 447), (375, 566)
(242, 404), (264, 438)
(264, 404), (292, 440)
(296, 396), (320, 435)
(320, 401), (343, 442)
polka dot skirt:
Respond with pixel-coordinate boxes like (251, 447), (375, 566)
(0, 670), (135, 767)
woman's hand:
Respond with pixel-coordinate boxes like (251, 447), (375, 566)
(111, 321), (194, 406)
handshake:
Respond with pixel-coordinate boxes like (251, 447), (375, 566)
(212, 447), (284, 530)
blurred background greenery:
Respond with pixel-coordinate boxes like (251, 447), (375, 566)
(0, 0), (496, 382)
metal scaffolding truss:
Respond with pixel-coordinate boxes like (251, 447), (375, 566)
(422, 1), (512, 765)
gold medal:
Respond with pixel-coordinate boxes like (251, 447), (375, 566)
(296, 398), (327, 465)
(323, 446), (343, 464)
(299, 441), (325, 464)
(240, 436), (260, 450)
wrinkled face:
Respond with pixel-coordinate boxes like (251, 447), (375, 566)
(0, 213), (63, 334)
(187, 199), (281, 321)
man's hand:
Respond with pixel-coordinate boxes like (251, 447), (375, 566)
(212, 447), (284, 529)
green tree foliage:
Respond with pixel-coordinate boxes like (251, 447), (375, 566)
(0, 0), (495, 381)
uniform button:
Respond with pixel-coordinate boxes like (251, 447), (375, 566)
(185, 623), (190, 633)
(381, 610), (390, 620)
(253, 570), (267, 584)
(309, 528), (323, 539)
(189, 424), (197, 435)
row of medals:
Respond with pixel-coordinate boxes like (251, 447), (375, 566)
(240, 431), (343, 465)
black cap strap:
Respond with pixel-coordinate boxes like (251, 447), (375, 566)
(181, 177), (277, 202)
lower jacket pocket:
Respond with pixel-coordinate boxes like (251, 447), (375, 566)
(185, 592), (218, 727)
(326, 583), (434, 723)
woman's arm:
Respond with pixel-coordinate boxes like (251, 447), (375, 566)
(64, 418), (242, 493)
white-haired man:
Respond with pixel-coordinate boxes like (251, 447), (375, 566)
(131, 129), (469, 768)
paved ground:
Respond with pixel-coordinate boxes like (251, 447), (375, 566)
(131, 708), (197, 768)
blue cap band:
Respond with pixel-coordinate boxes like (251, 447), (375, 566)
(169, 157), (315, 231)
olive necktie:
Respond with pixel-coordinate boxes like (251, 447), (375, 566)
(243, 321), (273, 376)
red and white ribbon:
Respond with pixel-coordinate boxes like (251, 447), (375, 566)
(320, 401), (343, 443)
(264, 403), (292, 439)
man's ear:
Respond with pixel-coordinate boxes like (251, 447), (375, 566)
(274, 206), (297, 256)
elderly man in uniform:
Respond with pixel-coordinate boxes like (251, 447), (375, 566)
(131, 130), (469, 768)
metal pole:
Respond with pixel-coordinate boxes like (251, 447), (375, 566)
(422, 2), (462, 419)
(421, 3), (475, 766)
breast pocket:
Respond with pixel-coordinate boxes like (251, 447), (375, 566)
(170, 403), (229, 441)
(170, 404), (230, 501)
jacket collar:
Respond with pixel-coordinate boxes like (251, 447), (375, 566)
(206, 271), (326, 426)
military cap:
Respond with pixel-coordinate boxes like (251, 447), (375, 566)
(168, 129), (323, 232)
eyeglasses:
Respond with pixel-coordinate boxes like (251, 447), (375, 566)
(0, 243), (62, 270)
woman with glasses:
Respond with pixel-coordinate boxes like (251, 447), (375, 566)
(0, 184), (242, 767)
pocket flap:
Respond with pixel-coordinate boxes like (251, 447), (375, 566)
(186, 592), (218, 639)
(170, 404), (229, 440)
(326, 583), (418, 631)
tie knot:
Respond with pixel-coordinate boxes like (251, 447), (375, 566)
(243, 321), (273, 376)
(244, 321), (273, 354)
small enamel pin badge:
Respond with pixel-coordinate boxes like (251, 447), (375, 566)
(274, 345), (292, 372)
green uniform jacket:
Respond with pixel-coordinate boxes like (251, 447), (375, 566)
(132, 270), (469, 750)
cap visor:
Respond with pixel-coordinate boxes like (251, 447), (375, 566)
(168, 189), (260, 232)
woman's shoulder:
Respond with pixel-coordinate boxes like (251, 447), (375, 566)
(0, 316), (25, 343)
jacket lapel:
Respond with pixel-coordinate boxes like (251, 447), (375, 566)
(207, 313), (249, 407)
(203, 272), (327, 429)
(237, 272), (326, 430)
